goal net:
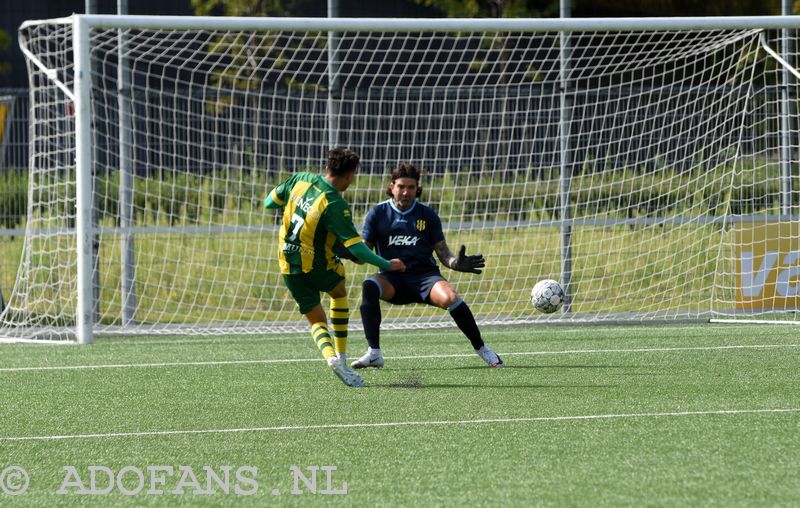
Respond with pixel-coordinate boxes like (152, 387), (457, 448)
(5, 16), (800, 342)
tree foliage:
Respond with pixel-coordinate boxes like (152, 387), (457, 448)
(415, 0), (557, 18)
(416, 0), (791, 17)
(191, 0), (308, 17)
(573, 0), (781, 16)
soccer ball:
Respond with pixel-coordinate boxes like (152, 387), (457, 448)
(531, 279), (564, 314)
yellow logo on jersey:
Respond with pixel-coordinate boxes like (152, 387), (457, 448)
(416, 219), (426, 231)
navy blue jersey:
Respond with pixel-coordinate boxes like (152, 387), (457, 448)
(362, 199), (446, 273)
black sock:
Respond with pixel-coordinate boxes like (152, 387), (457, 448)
(360, 279), (382, 350)
(449, 300), (484, 350)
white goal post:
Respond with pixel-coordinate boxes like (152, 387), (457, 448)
(5, 15), (800, 343)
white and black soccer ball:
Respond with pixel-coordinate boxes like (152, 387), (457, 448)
(531, 279), (564, 314)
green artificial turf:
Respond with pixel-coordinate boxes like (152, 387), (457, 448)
(0, 323), (798, 506)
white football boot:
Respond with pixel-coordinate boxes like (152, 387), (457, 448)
(327, 356), (366, 387)
(350, 347), (385, 369)
(476, 346), (504, 368)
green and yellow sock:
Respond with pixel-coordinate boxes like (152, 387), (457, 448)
(311, 322), (336, 360)
(330, 296), (349, 356)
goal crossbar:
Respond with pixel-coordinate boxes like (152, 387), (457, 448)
(20, 15), (800, 33)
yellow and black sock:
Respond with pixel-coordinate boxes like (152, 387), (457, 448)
(311, 322), (336, 360)
(330, 296), (349, 356)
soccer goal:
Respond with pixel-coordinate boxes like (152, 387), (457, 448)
(5, 15), (800, 343)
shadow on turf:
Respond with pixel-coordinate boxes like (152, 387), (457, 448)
(400, 364), (634, 371)
(375, 375), (614, 389)
(375, 382), (615, 389)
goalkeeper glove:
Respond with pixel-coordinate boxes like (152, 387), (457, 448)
(451, 245), (485, 274)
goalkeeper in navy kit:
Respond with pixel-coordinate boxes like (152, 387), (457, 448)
(349, 162), (503, 369)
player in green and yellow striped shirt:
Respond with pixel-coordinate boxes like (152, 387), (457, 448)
(265, 148), (405, 387)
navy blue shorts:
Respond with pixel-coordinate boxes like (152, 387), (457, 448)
(378, 270), (445, 305)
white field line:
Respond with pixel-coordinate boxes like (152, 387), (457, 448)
(0, 357), (321, 372)
(107, 323), (799, 345)
(1, 408), (797, 442)
(0, 343), (799, 373)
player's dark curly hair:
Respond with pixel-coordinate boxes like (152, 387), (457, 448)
(327, 147), (360, 177)
(386, 161), (424, 198)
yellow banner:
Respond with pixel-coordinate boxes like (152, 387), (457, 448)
(0, 102), (8, 144)
(735, 222), (800, 309)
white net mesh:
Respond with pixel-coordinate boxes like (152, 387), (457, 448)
(4, 17), (800, 340)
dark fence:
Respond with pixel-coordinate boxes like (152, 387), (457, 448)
(1, 83), (787, 179)
(82, 84), (781, 180)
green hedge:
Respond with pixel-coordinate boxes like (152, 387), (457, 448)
(0, 170), (27, 229)
(0, 163), (794, 231)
